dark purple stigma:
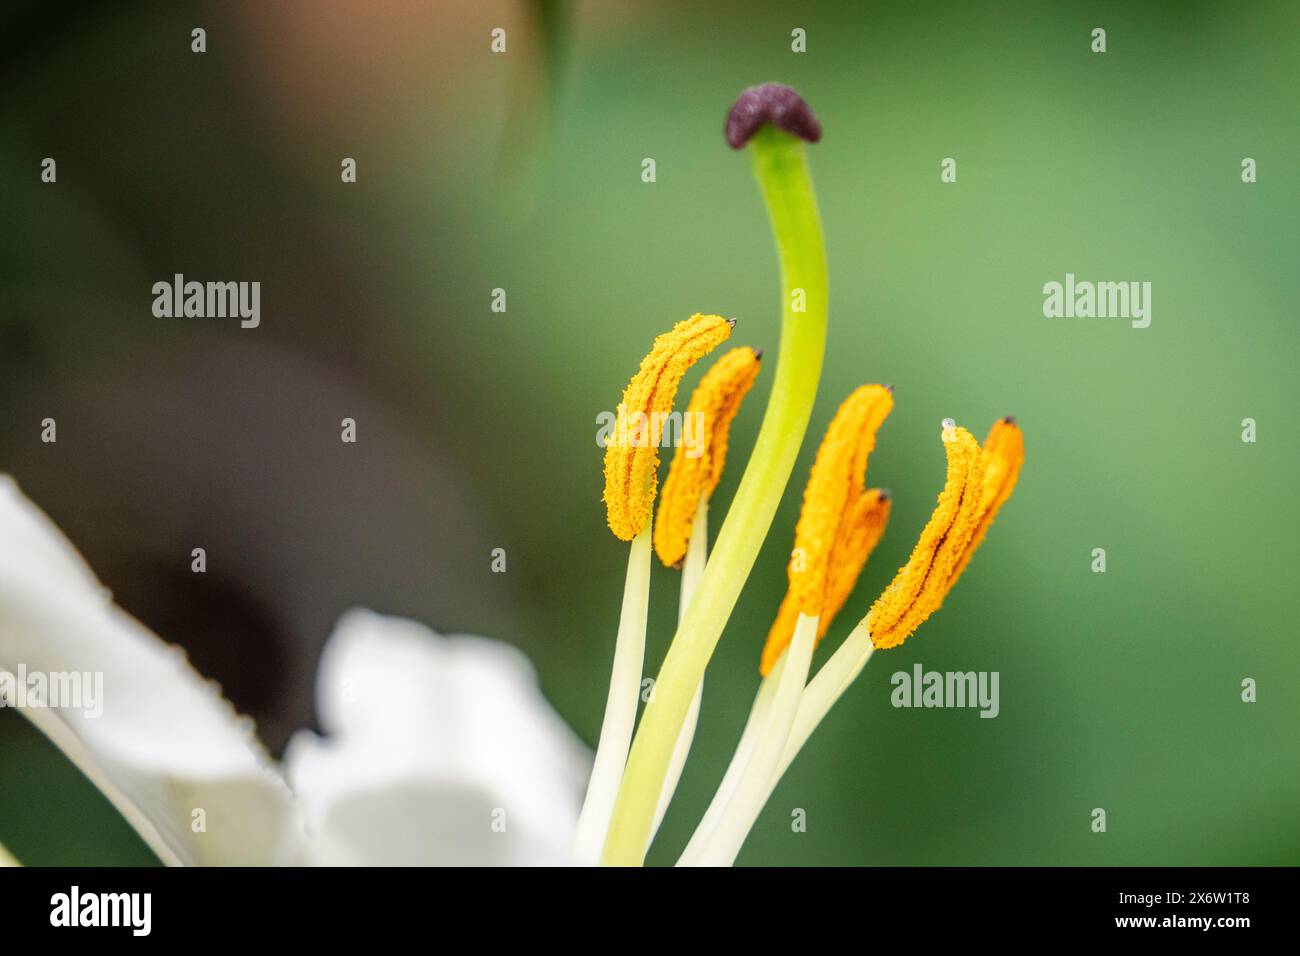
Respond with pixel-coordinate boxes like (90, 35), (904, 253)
(725, 83), (821, 150)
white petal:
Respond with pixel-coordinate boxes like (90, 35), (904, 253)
(285, 609), (590, 865)
(0, 476), (304, 865)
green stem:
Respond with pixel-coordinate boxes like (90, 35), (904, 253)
(602, 126), (828, 865)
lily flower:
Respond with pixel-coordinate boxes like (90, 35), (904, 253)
(2, 82), (1024, 869)
(586, 83), (1024, 866)
(0, 476), (590, 866)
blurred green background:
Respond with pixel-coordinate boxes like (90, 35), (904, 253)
(1, 0), (1296, 865)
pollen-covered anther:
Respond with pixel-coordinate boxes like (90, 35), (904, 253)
(759, 385), (894, 675)
(654, 347), (763, 567)
(949, 416), (1025, 587)
(865, 422), (986, 649)
(602, 314), (734, 541)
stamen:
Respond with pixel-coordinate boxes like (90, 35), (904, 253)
(649, 499), (711, 846)
(572, 526), (652, 865)
(759, 385), (894, 674)
(676, 657), (783, 866)
(949, 416), (1025, 586)
(720, 419), (1024, 862)
(654, 347), (763, 567)
(820, 488), (891, 637)
(866, 422), (984, 649)
(581, 315), (730, 865)
(683, 612), (818, 867)
(602, 313), (733, 541)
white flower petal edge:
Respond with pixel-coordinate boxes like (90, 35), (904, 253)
(285, 610), (592, 866)
(0, 475), (591, 866)
(0, 476), (304, 865)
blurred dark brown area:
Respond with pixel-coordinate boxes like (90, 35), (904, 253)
(0, 0), (524, 755)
